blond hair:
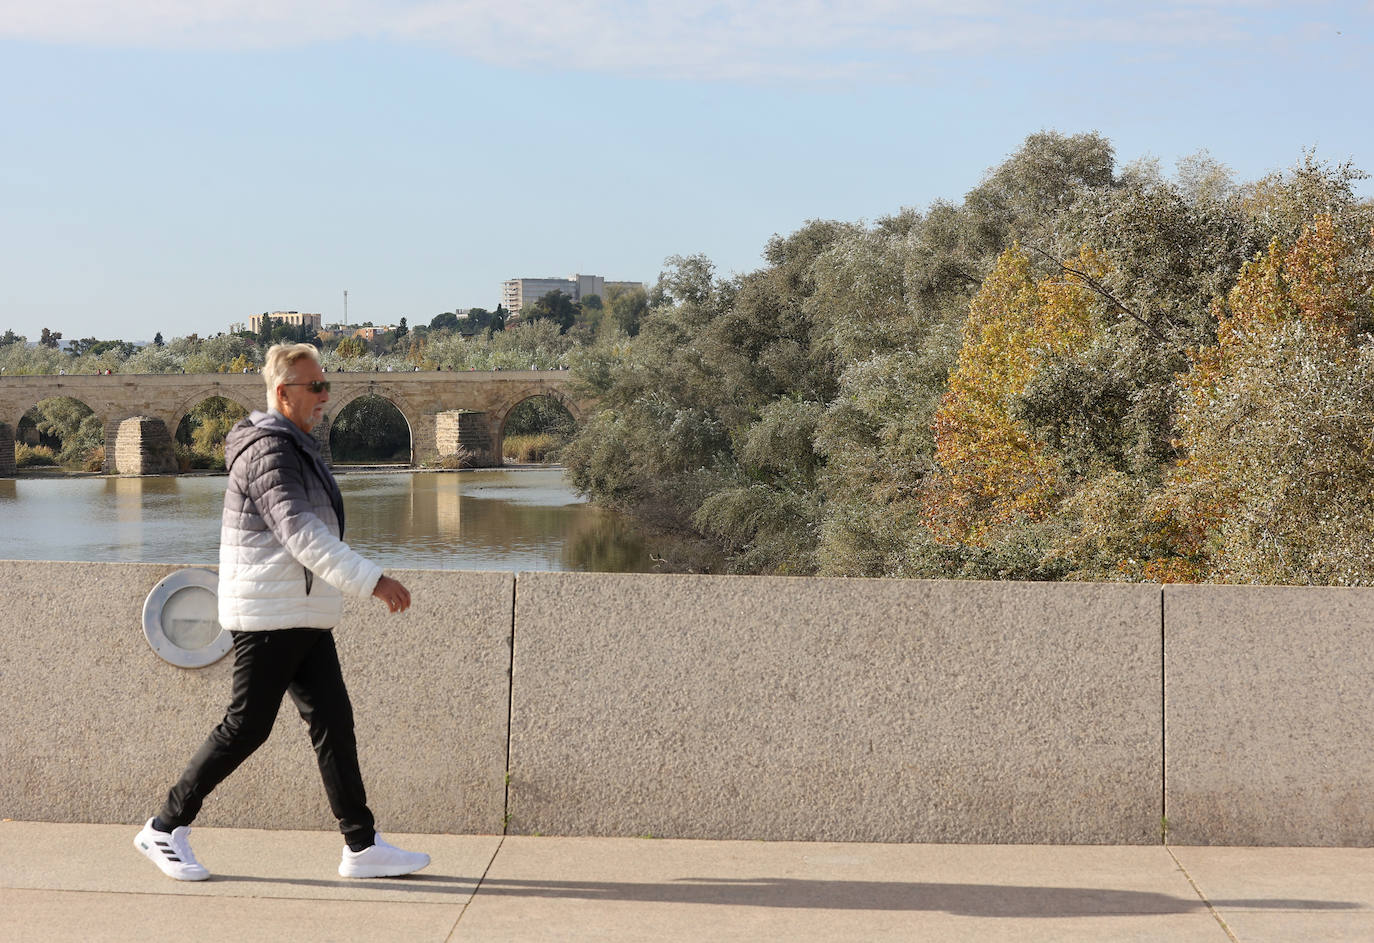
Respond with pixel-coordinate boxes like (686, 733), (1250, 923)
(263, 343), (322, 411)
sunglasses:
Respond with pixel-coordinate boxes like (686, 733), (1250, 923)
(283, 381), (331, 393)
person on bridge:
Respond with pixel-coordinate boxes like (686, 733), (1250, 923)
(134, 342), (429, 882)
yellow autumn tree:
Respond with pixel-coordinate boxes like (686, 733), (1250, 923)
(924, 245), (1102, 545)
(1144, 214), (1374, 583)
(335, 336), (367, 360)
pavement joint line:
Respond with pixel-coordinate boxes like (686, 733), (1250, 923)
(446, 833), (506, 940)
(1167, 846), (1240, 942)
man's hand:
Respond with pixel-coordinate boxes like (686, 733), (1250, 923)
(372, 575), (411, 614)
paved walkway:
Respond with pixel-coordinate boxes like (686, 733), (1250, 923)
(2, 821), (1371, 941)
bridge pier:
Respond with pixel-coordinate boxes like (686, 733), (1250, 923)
(411, 412), (435, 466)
(312, 415), (332, 465)
(0, 423), (13, 477)
(100, 417), (122, 473)
(435, 410), (501, 467)
(114, 417), (178, 475)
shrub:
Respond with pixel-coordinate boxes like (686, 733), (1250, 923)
(503, 433), (559, 463)
(434, 449), (475, 469)
(174, 443), (219, 472)
(16, 444), (58, 467)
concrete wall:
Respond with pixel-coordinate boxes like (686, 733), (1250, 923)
(1163, 585), (1374, 846)
(1, 560), (1370, 846)
(507, 573), (1162, 844)
(0, 561), (513, 836)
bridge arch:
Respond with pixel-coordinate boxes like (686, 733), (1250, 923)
(167, 384), (262, 445)
(488, 387), (586, 466)
(12, 394), (107, 471)
(327, 389), (415, 465)
(491, 386), (584, 437)
(173, 394), (253, 470)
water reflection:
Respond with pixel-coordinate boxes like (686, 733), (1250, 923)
(0, 469), (655, 573)
(339, 471), (652, 572)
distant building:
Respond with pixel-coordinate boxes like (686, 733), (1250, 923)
(353, 326), (392, 341)
(501, 274), (644, 318)
(248, 311), (322, 334)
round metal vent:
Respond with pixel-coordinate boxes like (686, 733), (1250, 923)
(142, 568), (232, 668)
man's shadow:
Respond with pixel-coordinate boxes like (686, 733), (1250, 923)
(212, 874), (1361, 918)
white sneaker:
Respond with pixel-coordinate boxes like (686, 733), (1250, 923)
(134, 818), (210, 881)
(338, 833), (430, 878)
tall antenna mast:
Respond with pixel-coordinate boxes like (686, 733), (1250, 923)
(343, 289), (348, 323)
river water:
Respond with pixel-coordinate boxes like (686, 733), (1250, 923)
(0, 468), (657, 573)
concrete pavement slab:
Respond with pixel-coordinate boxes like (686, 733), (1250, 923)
(0, 821), (499, 903)
(1170, 846), (1372, 943)
(6, 822), (1370, 943)
(453, 837), (1231, 942)
(2, 887), (466, 943)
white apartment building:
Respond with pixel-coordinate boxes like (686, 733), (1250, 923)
(501, 275), (644, 317)
(247, 311), (323, 333)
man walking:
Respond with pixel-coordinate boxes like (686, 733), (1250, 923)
(135, 343), (429, 881)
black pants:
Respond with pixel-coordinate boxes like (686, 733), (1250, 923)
(158, 628), (376, 847)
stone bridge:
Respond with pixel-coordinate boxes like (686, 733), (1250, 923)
(0, 370), (590, 475)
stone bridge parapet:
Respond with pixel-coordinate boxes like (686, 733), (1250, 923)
(0, 370), (589, 474)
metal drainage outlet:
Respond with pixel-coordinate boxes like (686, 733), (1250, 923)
(142, 568), (231, 668)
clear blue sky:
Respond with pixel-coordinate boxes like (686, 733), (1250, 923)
(2, 1), (1371, 343)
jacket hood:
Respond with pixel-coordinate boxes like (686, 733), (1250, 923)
(224, 410), (318, 471)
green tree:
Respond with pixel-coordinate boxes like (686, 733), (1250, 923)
(336, 336), (367, 360)
(430, 311), (459, 332)
(523, 290), (579, 333)
(563, 223), (856, 573)
(808, 213), (964, 576)
(184, 333), (256, 374)
(39, 328), (62, 349)
(176, 396), (250, 469)
(21, 397), (103, 466)
(605, 284), (649, 337)
(123, 343), (184, 374)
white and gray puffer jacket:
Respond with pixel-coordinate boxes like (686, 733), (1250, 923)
(218, 410), (382, 631)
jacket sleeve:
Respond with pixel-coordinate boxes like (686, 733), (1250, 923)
(244, 437), (383, 598)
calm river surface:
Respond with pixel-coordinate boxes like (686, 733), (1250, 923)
(0, 468), (657, 572)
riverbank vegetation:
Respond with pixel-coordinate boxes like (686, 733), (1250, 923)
(7, 131), (1372, 584)
(559, 133), (1374, 585)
